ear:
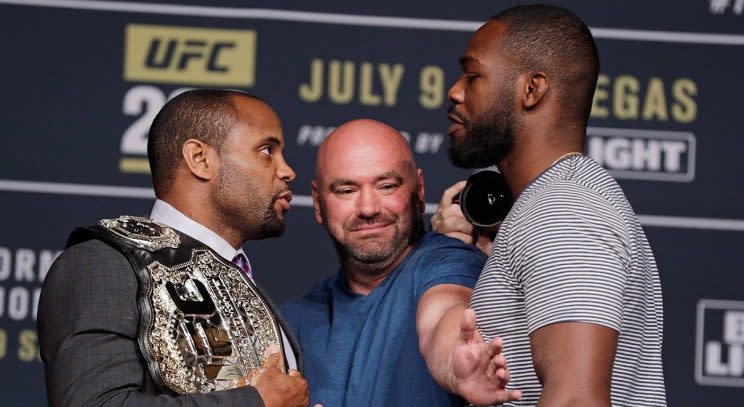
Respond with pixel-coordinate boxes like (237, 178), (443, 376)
(182, 139), (216, 181)
(416, 168), (425, 214)
(311, 180), (324, 224)
(521, 71), (549, 109)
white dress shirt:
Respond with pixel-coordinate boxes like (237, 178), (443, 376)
(150, 199), (298, 371)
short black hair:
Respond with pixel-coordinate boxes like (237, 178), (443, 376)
(146, 89), (260, 195)
(492, 4), (599, 123)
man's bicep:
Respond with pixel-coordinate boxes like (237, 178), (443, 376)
(530, 322), (617, 407)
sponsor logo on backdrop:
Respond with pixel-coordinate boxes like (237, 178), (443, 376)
(587, 128), (695, 182)
(120, 24), (257, 174)
(295, 125), (445, 155)
(696, 299), (744, 387)
(125, 24), (257, 87)
(589, 74), (699, 182)
(295, 58), (447, 155)
(0, 246), (62, 363)
(709, 0), (744, 15)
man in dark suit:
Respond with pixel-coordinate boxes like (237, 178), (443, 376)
(38, 90), (310, 407)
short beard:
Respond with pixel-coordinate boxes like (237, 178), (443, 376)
(448, 90), (519, 169)
(261, 192), (285, 238)
(327, 193), (424, 271)
(213, 156), (285, 240)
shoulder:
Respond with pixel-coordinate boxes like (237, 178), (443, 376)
(407, 233), (485, 295)
(45, 239), (134, 288)
(280, 274), (336, 318)
(510, 179), (628, 239)
(412, 232), (487, 265)
(39, 238), (139, 339)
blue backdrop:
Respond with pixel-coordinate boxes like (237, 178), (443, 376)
(1, 0), (743, 405)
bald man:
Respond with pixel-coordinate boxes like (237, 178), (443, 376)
(281, 119), (520, 407)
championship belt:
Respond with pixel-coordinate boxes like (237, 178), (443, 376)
(69, 215), (286, 395)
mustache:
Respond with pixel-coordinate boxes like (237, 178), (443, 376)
(346, 214), (396, 231)
(447, 104), (469, 126)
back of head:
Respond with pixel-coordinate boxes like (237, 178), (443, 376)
(147, 89), (259, 196)
(492, 4), (599, 124)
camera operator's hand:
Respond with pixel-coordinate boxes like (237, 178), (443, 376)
(431, 181), (494, 255)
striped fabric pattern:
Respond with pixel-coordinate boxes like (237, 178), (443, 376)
(470, 155), (666, 406)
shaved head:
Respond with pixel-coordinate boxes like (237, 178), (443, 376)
(316, 119), (416, 181)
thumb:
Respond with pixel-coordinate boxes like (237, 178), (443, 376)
(288, 368), (302, 378)
(441, 180), (467, 206)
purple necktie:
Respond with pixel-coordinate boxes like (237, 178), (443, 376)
(231, 253), (254, 281)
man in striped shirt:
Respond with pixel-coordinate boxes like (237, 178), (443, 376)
(441, 5), (667, 407)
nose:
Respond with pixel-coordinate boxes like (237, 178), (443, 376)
(356, 187), (381, 219)
(277, 157), (296, 183)
(448, 76), (465, 105)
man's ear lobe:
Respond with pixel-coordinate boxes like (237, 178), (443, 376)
(523, 71), (549, 109)
(311, 180), (324, 224)
(182, 139), (214, 181)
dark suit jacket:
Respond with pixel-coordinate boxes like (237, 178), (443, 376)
(38, 238), (303, 407)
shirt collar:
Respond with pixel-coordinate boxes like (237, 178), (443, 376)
(149, 199), (247, 263)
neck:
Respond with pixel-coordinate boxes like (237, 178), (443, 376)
(341, 244), (414, 295)
(161, 186), (244, 250)
(498, 125), (585, 198)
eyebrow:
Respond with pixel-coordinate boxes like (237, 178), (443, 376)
(459, 55), (482, 68)
(328, 171), (404, 190)
(263, 136), (281, 145)
(259, 135), (283, 149)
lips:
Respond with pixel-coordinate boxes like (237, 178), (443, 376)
(447, 113), (464, 125)
(353, 223), (391, 232)
(447, 112), (467, 137)
(275, 191), (293, 212)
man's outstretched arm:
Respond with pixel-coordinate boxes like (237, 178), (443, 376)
(416, 284), (521, 406)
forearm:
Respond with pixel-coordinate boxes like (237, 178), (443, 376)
(419, 302), (469, 393)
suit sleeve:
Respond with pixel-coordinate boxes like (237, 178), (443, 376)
(37, 239), (265, 407)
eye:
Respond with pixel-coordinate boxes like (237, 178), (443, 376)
(334, 188), (355, 197)
(379, 183), (399, 193)
(259, 146), (272, 156)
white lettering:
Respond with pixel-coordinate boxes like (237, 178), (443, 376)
(660, 141), (687, 172)
(632, 139), (661, 171)
(14, 249), (35, 283)
(0, 248), (10, 281)
(725, 311), (744, 344)
(414, 132), (444, 154)
(8, 287), (29, 321)
(297, 125), (334, 146)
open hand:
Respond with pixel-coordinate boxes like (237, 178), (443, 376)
(451, 309), (521, 406)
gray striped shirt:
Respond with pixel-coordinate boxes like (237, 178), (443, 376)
(470, 155), (666, 406)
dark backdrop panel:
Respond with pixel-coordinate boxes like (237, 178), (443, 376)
(1, 1), (742, 405)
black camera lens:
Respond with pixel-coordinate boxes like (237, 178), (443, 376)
(459, 169), (513, 229)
